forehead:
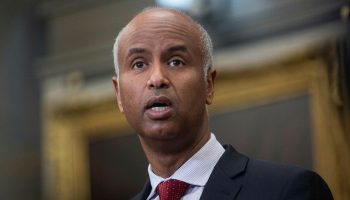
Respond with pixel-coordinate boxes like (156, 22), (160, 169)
(118, 10), (201, 57)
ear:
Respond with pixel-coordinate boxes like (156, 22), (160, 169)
(112, 76), (124, 113)
(206, 69), (216, 105)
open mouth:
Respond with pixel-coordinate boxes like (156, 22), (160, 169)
(144, 96), (173, 119)
(149, 102), (170, 112)
(145, 96), (172, 112)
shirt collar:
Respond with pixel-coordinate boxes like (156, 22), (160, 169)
(147, 133), (224, 198)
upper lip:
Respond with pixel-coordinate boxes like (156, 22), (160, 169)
(145, 96), (172, 110)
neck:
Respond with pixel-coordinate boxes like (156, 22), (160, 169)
(140, 129), (211, 178)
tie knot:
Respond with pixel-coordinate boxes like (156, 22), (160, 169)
(157, 179), (190, 200)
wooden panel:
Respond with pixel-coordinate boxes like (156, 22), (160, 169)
(211, 95), (312, 168)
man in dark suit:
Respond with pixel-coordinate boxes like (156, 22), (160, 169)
(112, 7), (333, 200)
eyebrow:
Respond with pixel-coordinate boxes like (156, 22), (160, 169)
(127, 48), (146, 57)
(167, 45), (188, 53)
(126, 45), (188, 58)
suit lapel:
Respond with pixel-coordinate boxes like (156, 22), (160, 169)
(133, 145), (248, 200)
(200, 145), (248, 200)
(130, 180), (151, 200)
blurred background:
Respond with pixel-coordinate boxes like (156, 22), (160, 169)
(0, 0), (349, 199)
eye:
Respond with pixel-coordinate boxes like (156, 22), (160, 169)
(168, 59), (184, 67)
(132, 61), (147, 69)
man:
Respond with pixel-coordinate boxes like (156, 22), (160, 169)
(112, 7), (333, 200)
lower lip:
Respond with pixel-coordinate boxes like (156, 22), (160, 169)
(145, 106), (173, 120)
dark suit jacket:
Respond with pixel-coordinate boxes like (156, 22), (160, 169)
(131, 145), (333, 200)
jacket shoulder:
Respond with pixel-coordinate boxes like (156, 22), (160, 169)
(214, 145), (333, 199)
(241, 158), (334, 199)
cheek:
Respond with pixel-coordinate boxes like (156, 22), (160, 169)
(177, 72), (207, 107)
(119, 80), (143, 114)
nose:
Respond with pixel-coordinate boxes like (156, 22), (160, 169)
(147, 62), (170, 89)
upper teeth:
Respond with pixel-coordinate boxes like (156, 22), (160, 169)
(151, 106), (168, 112)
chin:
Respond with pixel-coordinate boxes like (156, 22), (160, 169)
(140, 123), (180, 141)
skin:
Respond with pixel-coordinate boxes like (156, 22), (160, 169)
(112, 8), (216, 178)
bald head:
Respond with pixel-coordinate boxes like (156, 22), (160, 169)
(112, 7), (213, 78)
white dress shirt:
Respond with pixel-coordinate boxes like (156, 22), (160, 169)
(146, 133), (225, 200)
